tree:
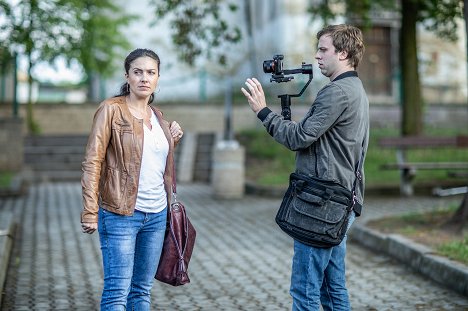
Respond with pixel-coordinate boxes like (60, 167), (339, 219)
(1, 0), (135, 133)
(308, 0), (463, 136)
(149, 0), (248, 141)
(1, 0), (82, 133)
(67, 0), (136, 101)
(149, 0), (242, 66)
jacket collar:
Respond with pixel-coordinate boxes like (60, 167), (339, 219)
(333, 71), (358, 82)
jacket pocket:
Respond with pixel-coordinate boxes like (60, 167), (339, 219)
(112, 119), (132, 133)
(101, 168), (128, 209)
(110, 119), (135, 166)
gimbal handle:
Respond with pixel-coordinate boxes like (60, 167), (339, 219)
(279, 73), (313, 120)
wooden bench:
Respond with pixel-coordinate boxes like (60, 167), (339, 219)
(378, 135), (468, 196)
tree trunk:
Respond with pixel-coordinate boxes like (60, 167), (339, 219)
(26, 56), (35, 134)
(400, 0), (423, 136)
(244, 0), (258, 78)
(445, 0), (468, 231)
(25, 54), (40, 134)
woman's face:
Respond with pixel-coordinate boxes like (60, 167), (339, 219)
(126, 56), (159, 99)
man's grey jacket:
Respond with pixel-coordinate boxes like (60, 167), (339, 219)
(257, 71), (369, 212)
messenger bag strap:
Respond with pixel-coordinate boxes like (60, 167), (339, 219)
(351, 140), (366, 216)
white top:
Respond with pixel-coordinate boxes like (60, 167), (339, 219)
(135, 110), (169, 213)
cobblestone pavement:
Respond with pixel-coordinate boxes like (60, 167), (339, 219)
(1, 182), (467, 310)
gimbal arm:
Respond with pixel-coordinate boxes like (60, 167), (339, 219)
(279, 73), (313, 120)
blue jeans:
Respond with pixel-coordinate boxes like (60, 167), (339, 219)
(98, 208), (167, 311)
(290, 212), (356, 311)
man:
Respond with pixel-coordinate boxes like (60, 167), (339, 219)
(241, 24), (369, 310)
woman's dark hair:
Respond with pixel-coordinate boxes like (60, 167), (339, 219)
(116, 48), (161, 104)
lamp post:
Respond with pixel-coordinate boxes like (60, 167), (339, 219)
(224, 76), (233, 141)
(13, 52), (18, 118)
(211, 76), (245, 199)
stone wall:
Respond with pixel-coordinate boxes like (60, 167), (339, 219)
(0, 103), (467, 135)
(0, 117), (23, 172)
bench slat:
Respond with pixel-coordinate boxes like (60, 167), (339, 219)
(379, 135), (468, 148)
(382, 162), (468, 170)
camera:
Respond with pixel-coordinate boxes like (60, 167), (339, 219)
(263, 54), (284, 76)
(263, 54), (312, 83)
(262, 54), (314, 120)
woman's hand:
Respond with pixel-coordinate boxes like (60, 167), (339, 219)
(241, 78), (267, 114)
(81, 222), (97, 234)
(170, 121), (183, 143)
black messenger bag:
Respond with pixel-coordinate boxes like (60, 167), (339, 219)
(276, 173), (358, 248)
(276, 146), (365, 248)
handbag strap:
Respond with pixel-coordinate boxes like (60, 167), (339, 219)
(171, 152), (178, 200)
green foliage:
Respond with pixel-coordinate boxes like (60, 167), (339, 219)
(149, 0), (242, 66)
(1, 0), (135, 80)
(3, 0), (79, 65)
(68, 0), (136, 79)
(308, 0), (463, 40)
(0, 172), (12, 188)
(418, 0), (463, 41)
(1, 0), (135, 130)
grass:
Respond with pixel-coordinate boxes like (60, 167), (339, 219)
(367, 206), (468, 265)
(237, 127), (468, 187)
(438, 237), (468, 264)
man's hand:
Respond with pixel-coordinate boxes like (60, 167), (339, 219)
(81, 222), (97, 234)
(241, 78), (267, 114)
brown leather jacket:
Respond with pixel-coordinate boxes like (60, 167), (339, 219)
(81, 96), (175, 223)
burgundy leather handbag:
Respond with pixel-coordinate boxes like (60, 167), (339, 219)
(155, 167), (196, 286)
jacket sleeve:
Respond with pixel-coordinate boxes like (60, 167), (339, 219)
(81, 102), (113, 223)
(262, 83), (349, 151)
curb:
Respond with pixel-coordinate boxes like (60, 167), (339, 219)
(0, 210), (16, 307)
(349, 224), (468, 297)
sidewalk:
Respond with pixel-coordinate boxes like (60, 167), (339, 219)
(1, 182), (467, 310)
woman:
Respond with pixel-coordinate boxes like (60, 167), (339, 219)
(80, 48), (183, 310)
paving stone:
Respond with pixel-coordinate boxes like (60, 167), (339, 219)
(0, 183), (467, 310)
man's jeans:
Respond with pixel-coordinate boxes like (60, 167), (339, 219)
(98, 208), (167, 311)
(290, 212), (356, 311)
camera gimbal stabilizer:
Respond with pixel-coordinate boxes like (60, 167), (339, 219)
(263, 54), (313, 120)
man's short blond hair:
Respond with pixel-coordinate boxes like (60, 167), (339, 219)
(317, 24), (365, 69)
